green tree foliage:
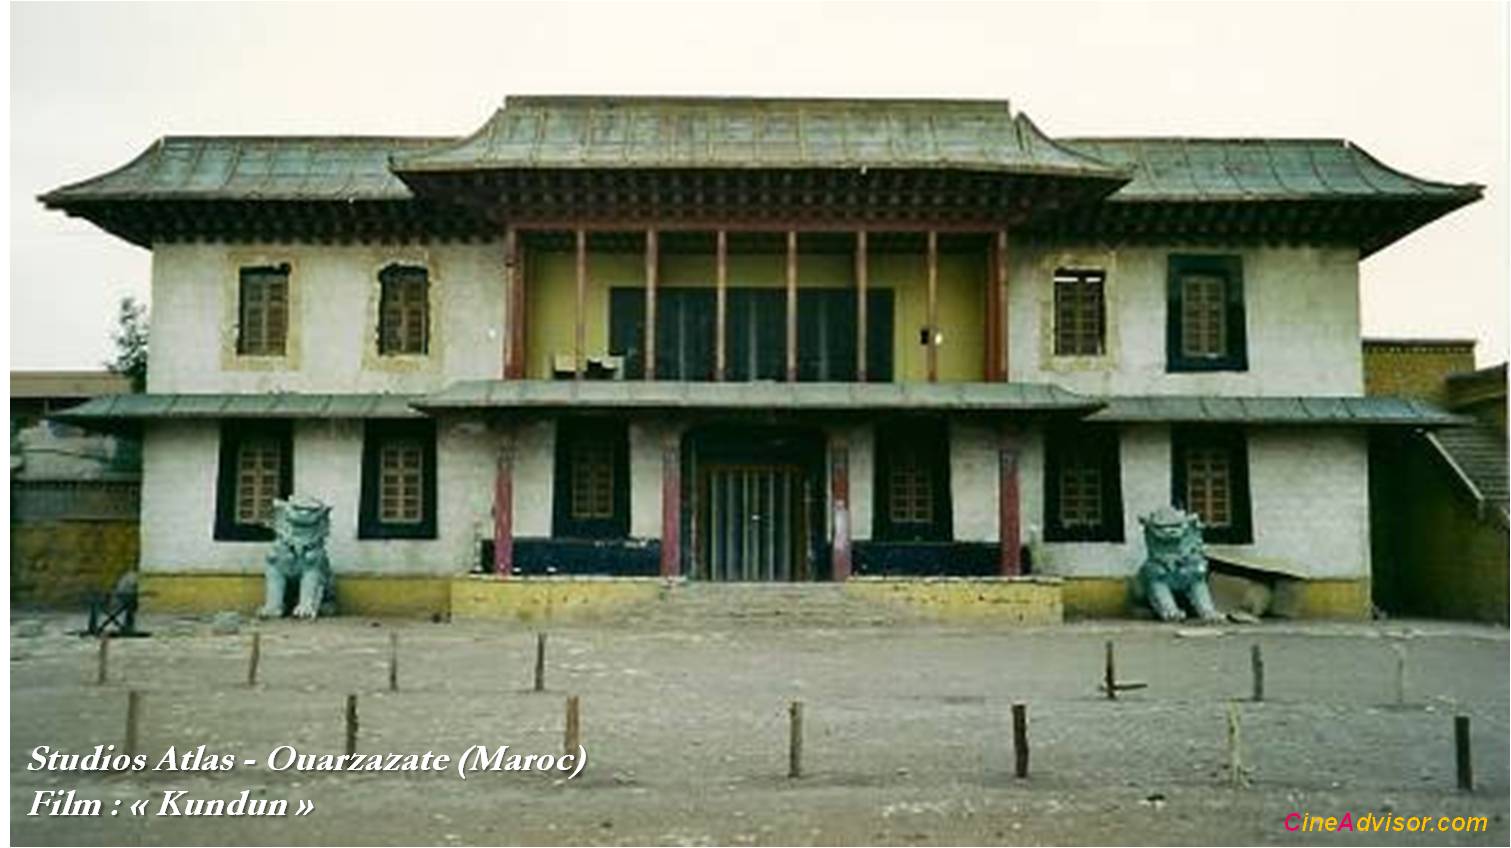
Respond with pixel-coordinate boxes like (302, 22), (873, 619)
(108, 296), (149, 392)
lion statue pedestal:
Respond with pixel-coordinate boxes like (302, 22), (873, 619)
(1132, 506), (1222, 622)
(259, 495), (336, 620)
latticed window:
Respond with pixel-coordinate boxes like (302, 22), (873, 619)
(234, 436), (283, 526)
(378, 439), (425, 524)
(569, 442), (615, 520)
(378, 265), (429, 355)
(1058, 457), (1103, 529)
(1184, 445), (1232, 528)
(887, 449), (934, 526)
(1053, 269), (1106, 356)
(237, 265), (290, 356)
(1179, 273), (1228, 359)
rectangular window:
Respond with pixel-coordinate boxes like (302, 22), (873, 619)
(874, 419), (951, 542)
(237, 265), (290, 356)
(378, 265), (429, 356)
(553, 419), (630, 539)
(1171, 426), (1252, 544)
(214, 421), (293, 541)
(1053, 268), (1106, 357)
(1044, 426), (1124, 542)
(609, 287), (894, 382)
(1167, 254), (1246, 372)
(359, 420), (437, 539)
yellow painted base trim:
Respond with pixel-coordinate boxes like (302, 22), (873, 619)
(139, 573), (451, 619)
(845, 577), (1063, 624)
(450, 576), (665, 622)
(1062, 577), (1132, 620)
(135, 571), (1370, 621)
(1272, 578), (1372, 620)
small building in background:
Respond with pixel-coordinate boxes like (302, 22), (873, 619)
(10, 370), (141, 606)
(1364, 341), (1508, 623)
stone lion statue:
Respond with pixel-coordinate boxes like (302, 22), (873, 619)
(1132, 506), (1222, 622)
(259, 495), (335, 620)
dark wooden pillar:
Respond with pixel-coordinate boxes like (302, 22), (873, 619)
(715, 229), (728, 382)
(504, 226), (526, 379)
(660, 431), (681, 578)
(574, 229), (587, 381)
(786, 230), (799, 382)
(926, 230), (939, 383)
(644, 229), (659, 380)
(998, 424), (1022, 577)
(995, 229), (1010, 381)
(492, 425), (515, 577)
(855, 230), (868, 383)
(830, 436), (852, 581)
(984, 231), (1001, 382)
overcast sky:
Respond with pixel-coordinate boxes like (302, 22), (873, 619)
(10, 1), (1509, 369)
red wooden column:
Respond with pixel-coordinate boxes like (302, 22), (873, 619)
(855, 230), (868, 382)
(492, 424), (516, 577)
(659, 431), (681, 578)
(573, 229), (588, 381)
(926, 230), (939, 383)
(785, 230), (799, 382)
(830, 436), (852, 582)
(715, 229), (728, 382)
(644, 229), (659, 380)
(984, 231), (1001, 381)
(995, 228), (1010, 381)
(998, 424), (1022, 577)
(503, 226), (526, 379)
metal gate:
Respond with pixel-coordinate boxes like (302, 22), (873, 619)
(699, 464), (809, 581)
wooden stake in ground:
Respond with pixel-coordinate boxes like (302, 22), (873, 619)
(1226, 701), (1246, 788)
(788, 700), (804, 779)
(1104, 641), (1116, 700)
(1393, 643), (1408, 706)
(124, 690), (140, 758)
(345, 694), (359, 756)
(1011, 703), (1029, 779)
(1250, 644), (1265, 702)
(247, 633), (261, 687)
(564, 695), (581, 758)
(97, 636), (109, 685)
(1100, 641), (1147, 698)
(534, 633), (547, 692)
(1455, 715), (1473, 791)
(388, 632), (399, 692)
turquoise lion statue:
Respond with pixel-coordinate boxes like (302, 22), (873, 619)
(1133, 506), (1222, 622)
(259, 495), (336, 620)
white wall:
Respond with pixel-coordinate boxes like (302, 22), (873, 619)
(148, 241), (505, 394)
(1021, 424), (1371, 579)
(140, 415), (497, 575)
(1008, 243), (1364, 396)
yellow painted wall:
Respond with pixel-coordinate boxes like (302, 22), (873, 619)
(844, 577), (1062, 624)
(11, 521), (139, 607)
(526, 248), (986, 382)
(450, 576), (665, 622)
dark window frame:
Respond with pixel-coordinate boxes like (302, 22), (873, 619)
(1166, 254), (1247, 372)
(377, 263), (430, 356)
(1043, 425), (1124, 542)
(873, 418), (953, 542)
(1170, 425), (1252, 544)
(236, 264), (291, 357)
(214, 420), (294, 542)
(552, 418), (631, 540)
(358, 419), (438, 540)
(1052, 268), (1107, 357)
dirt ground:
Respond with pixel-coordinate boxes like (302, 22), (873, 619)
(9, 611), (1510, 846)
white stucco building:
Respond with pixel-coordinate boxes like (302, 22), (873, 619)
(44, 97), (1481, 618)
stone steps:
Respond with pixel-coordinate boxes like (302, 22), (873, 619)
(626, 582), (916, 627)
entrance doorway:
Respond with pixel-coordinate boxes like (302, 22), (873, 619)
(684, 424), (825, 582)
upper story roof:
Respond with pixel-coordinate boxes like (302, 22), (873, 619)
(391, 96), (1120, 177)
(38, 96), (1483, 253)
(11, 369), (133, 400)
